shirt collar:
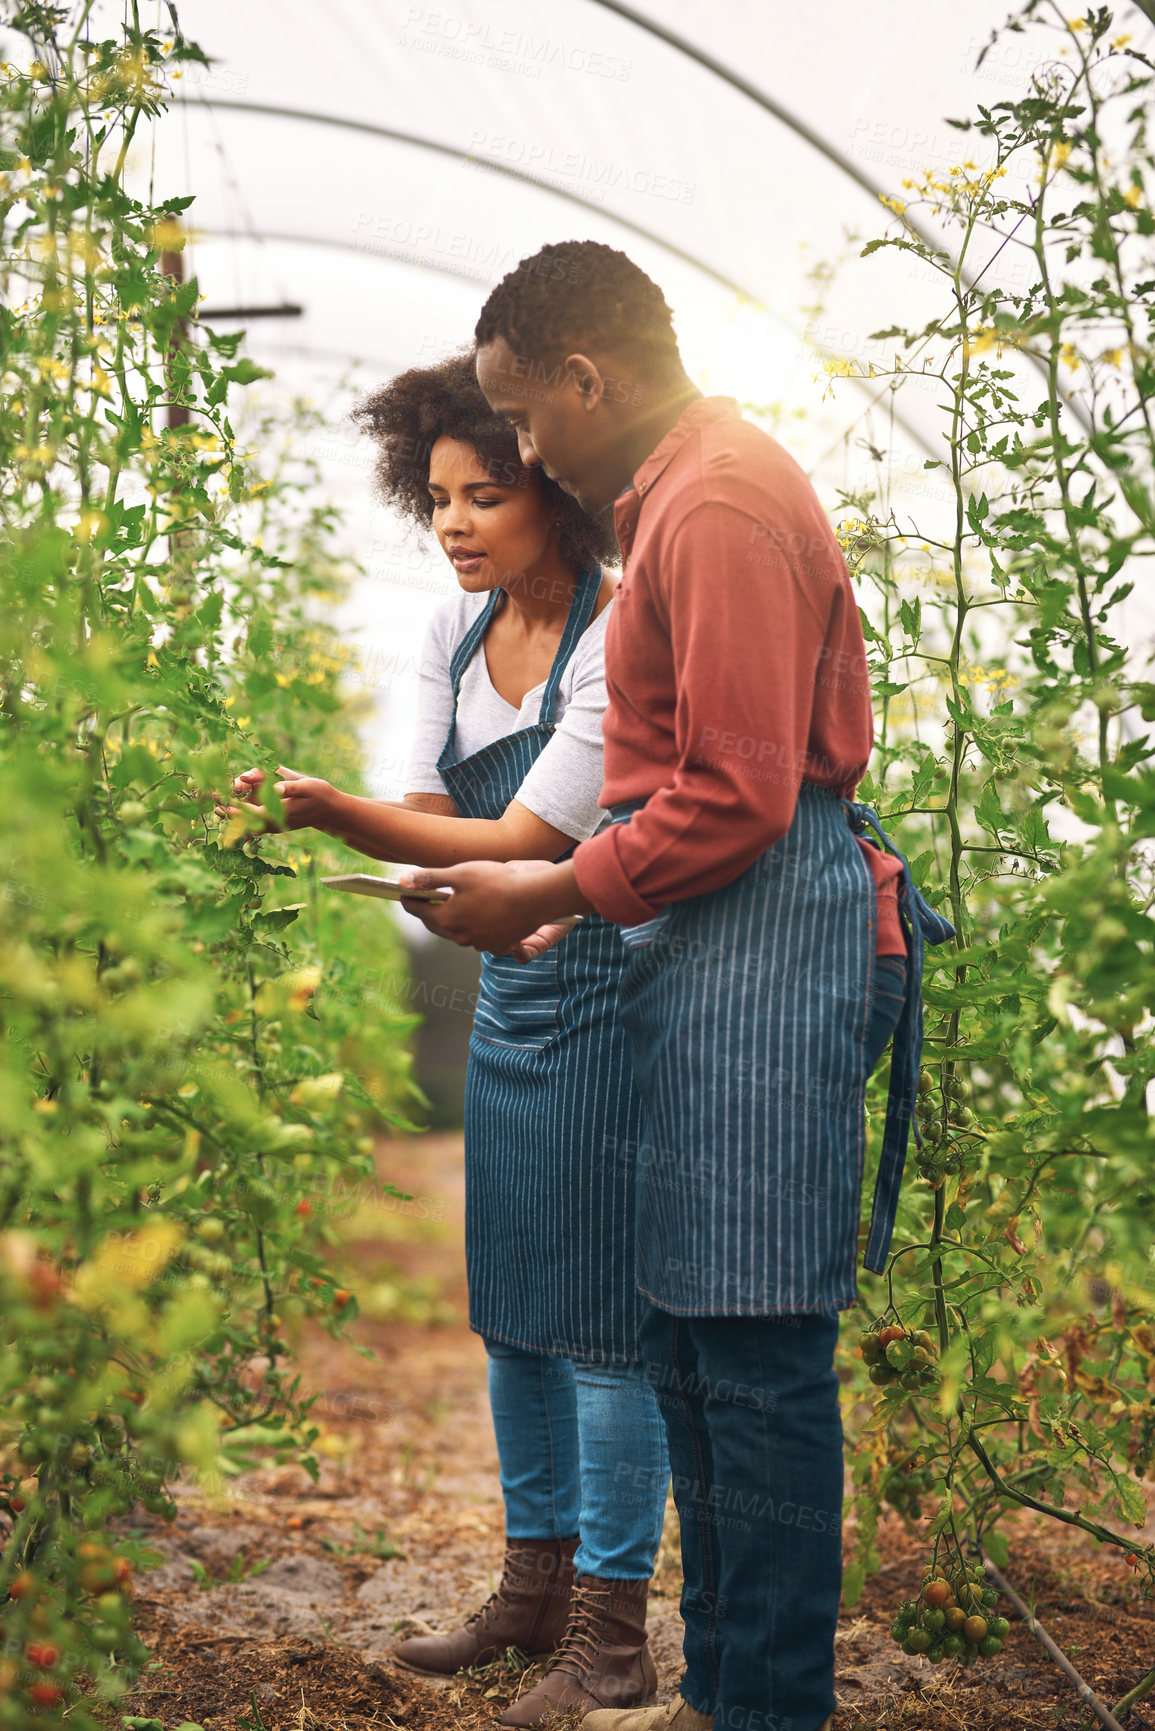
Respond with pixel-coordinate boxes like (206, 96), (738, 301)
(629, 395), (743, 500)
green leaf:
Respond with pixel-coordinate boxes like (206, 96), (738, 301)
(842, 1556), (867, 1607)
(1113, 1474), (1147, 1527)
(975, 778), (1005, 836)
(1016, 806), (1054, 855)
(927, 1492), (954, 1537)
(984, 1528), (1010, 1568)
(222, 359), (273, 387)
(899, 596), (922, 641)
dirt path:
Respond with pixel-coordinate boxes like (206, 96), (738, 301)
(117, 1134), (1155, 1731)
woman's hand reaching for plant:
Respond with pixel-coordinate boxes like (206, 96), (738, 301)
(219, 764), (345, 835)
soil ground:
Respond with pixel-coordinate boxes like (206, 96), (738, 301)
(111, 1134), (1155, 1731)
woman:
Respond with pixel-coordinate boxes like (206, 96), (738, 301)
(233, 351), (669, 1728)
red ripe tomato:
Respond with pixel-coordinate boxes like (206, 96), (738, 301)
(295, 1201), (312, 1218)
(113, 1559), (132, 1584)
(29, 1682), (63, 1708)
(7, 1573), (35, 1600)
(333, 1289), (351, 1310)
(878, 1325), (905, 1347)
(25, 1644), (59, 1669)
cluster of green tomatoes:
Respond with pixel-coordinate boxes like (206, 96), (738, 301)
(859, 1322), (939, 1393)
(891, 1561), (1010, 1666)
(914, 1068), (974, 1188)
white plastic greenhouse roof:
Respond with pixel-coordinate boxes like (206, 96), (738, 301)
(150, 0), (1032, 447)
(46, 0), (1155, 789)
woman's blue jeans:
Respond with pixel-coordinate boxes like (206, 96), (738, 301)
(639, 955), (908, 1731)
(484, 1339), (670, 1579)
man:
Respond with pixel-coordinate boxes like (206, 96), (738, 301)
(402, 240), (923, 1731)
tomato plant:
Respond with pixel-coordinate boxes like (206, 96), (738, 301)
(0, 6), (419, 1724)
(833, 0), (1155, 1632)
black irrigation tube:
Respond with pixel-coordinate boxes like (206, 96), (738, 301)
(982, 1556), (1129, 1730)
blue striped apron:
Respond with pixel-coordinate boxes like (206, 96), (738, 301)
(437, 568), (647, 1361)
(611, 786), (955, 1316)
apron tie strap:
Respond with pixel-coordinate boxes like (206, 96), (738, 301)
(843, 800), (956, 1274)
(442, 567), (604, 766)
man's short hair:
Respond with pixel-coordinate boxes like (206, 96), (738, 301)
(475, 240), (684, 383)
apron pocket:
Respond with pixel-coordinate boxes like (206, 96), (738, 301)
(472, 948), (562, 1051)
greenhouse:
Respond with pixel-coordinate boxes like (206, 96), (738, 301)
(2, 4), (1154, 1730)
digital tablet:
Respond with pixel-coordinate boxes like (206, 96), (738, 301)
(320, 873), (450, 905)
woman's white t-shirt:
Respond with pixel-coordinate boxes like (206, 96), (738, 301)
(405, 588), (613, 842)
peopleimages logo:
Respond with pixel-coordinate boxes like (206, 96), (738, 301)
(401, 8), (633, 81)
(467, 133), (696, 205)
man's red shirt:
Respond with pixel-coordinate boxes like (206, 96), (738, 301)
(572, 396), (904, 952)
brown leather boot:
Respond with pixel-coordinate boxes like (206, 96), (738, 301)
(392, 1537), (578, 1677)
(501, 1575), (657, 1726)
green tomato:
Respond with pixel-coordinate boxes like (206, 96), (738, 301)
(904, 1628), (931, 1655)
(979, 1635), (1003, 1657)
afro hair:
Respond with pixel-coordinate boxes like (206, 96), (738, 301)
(351, 348), (618, 572)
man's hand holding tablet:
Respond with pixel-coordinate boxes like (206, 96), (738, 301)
(397, 858), (590, 960)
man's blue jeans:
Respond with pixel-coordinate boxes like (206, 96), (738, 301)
(484, 1339), (670, 1579)
(638, 955), (907, 1731)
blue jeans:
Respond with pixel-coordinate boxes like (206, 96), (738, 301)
(639, 957), (907, 1731)
(484, 1339), (670, 1579)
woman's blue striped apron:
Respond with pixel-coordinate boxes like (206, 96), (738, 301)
(611, 785), (954, 1317)
(437, 568), (647, 1362)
